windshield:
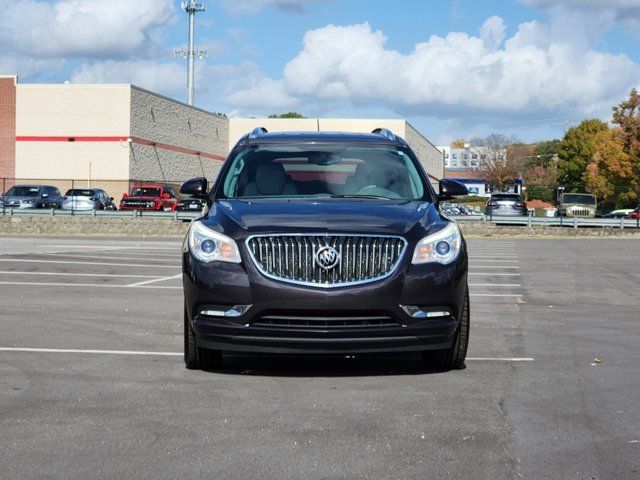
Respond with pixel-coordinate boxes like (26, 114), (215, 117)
(563, 194), (596, 205)
(5, 186), (41, 197)
(217, 143), (431, 201)
(66, 189), (96, 197)
(131, 188), (161, 197)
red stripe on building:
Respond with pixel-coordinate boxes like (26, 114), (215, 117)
(16, 136), (129, 142)
(129, 136), (225, 161)
(15, 135), (225, 161)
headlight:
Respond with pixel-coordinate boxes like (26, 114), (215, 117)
(412, 222), (462, 265)
(188, 221), (241, 264)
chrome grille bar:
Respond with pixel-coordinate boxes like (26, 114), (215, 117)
(246, 234), (407, 288)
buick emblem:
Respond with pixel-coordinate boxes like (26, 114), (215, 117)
(315, 246), (340, 270)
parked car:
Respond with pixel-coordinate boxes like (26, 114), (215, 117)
(177, 195), (207, 212)
(601, 209), (633, 219)
(180, 127), (470, 372)
(0, 184), (62, 209)
(119, 185), (178, 212)
(557, 193), (597, 218)
(485, 193), (528, 217)
(630, 207), (640, 220)
(61, 188), (117, 211)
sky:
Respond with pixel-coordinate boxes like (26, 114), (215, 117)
(1, 0), (640, 145)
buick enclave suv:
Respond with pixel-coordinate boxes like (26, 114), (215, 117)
(181, 128), (470, 371)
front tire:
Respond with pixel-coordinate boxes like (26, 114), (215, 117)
(422, 288), (470, 371)
(184, 305), (222, 370)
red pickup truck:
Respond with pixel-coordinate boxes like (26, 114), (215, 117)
(119, 185), (178, 212)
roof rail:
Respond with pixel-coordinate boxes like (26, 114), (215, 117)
(371, 128), (397, 143)
(248, 127), (268, 140)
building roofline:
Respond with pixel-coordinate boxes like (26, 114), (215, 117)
(405, 121), (440, 151)
(0, 75), (18, 85)
(131, 84), (227, 119)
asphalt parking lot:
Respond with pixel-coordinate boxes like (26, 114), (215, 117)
(0, 236), (638, 479)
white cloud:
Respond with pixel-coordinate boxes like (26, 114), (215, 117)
(0, 0), (176, 59)
(220, 0), (333, 14)
(70, 60), (185, 95)
(226, 20), (640, 123)
(523, 0), (640, 29)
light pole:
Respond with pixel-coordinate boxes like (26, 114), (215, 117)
(175, 1), (208, 106)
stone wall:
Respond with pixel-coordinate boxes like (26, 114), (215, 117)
(2, 215), (639, 238)
(404, 122), (444, 186)
(129, 87), (229, 183)
(0, 215), (190, 237)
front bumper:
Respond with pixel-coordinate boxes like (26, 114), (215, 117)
(183, 247), (468, 354)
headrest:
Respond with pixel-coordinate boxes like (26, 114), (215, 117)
(256, 163), (287, 195)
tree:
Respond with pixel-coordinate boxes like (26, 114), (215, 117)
(611, 88), (640, 204)
(268, 112), (306, 119)
(474, 133), (522, 191)
(451, 138), (467, 148)
(556, 119), (608, 191)
(584, 129), (636, 207)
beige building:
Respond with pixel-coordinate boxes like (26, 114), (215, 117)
(0, 76), (443, 196)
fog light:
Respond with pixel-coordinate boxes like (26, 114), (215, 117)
(400, 305), (452, 319)
(199, 304), (252, 318)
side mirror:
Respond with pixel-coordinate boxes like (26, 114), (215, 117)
(180, 177), (209, 198)
(438, 179), (468, 201)
(123, 192), (129, 198)
(109, 197), (114, 201)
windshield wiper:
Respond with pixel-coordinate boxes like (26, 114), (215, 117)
(330, 194), (395, 200)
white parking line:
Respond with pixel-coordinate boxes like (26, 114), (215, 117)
(469, 266), (520, 269)
(466, 357), (534, 362)
(0, 347), (182, 356)
(127, 274), (182, 287)
(0, 347), (534, 362)
(468, 283), (521, 287)
(468, 273), (521, 276)
(0, 271), (164, 278)
(469, 293), (523, 297)
(471, 260), (519, 263)
(0, 281), (181, 289)
(40, 253), (181, 262)
(48, 245), (180, 251)
(0, 259), (179, 268)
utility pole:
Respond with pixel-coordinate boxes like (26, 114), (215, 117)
(174, 1), (208, 106)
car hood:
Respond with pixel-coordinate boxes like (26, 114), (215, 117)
(203, 198), (444, 238)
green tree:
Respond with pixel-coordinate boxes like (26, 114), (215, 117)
(268, 112), (306, 119)
(556, 119), (608, 191)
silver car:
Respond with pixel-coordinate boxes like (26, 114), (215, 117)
(61, 188), (117, 211)
(0, 185), (63, 209)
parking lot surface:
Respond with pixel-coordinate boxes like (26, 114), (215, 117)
(0, 236), (638, 479)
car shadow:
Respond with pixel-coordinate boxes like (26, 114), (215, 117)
(205, 352), (465, 378)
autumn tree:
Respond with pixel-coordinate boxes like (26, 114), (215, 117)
(584, 129), (636, 207)
(474, 133), (522, 191)
(451, 139), (467, 148)
(611, 88), (640, 205)
(556, 119), (608, 191)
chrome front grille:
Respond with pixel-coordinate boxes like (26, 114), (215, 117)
(252, 312), (401, 330)
(246, 234), (407, 287)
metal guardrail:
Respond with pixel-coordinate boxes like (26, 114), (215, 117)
(0, 207), (200, 221)
(2, 208), (639, 229)
(450, 214), (640, 228)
